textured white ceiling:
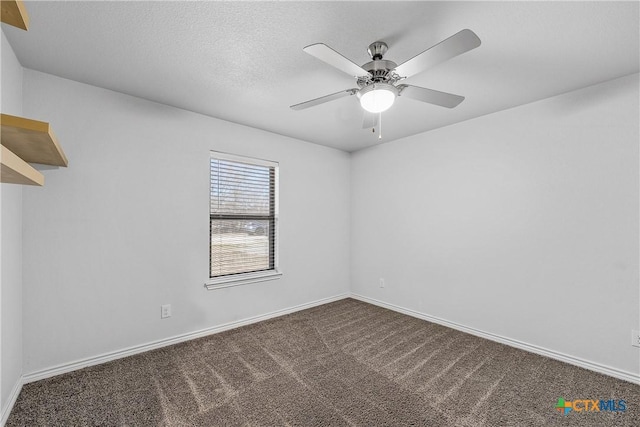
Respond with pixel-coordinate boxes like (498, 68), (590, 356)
(4, 1), (639, 152)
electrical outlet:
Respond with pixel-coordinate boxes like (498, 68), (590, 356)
(379, 278), (385, 288)
(161, 304), (171, 319)
(632, 330), (640, 348)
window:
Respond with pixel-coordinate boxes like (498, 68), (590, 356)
(207, 152), (280, 289)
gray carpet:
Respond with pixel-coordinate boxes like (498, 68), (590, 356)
(7, 298), (640, 426)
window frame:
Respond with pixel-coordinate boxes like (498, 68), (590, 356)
(205, 151), (281, 290)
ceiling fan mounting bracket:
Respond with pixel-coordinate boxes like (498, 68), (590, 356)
(367, 41), (388, 60)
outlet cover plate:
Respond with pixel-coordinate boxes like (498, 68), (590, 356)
(632, 330), (640, 348)
(161, 304), (171, 319)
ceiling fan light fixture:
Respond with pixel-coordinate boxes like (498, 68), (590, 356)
(358, 83), (398, 113)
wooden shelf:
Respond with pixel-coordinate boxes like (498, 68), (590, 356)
(0, 0), (29, 30)
(1, 145), (44, 186)
(1, 114), (68, 167)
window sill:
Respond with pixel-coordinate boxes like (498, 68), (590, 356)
(204, 270), (282, 290)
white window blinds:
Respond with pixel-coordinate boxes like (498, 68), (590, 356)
(210, 152), (278, 279)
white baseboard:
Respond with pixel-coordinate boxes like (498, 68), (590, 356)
(350, 293), (640, 385)
(23, 293), (349, 384)
(19, 291), (639, 389)
(1, 375), (23, 427)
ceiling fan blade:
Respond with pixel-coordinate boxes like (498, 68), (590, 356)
(290, 89), (357, 110)
(362, 111), (379, 129)
(303, 43), (371, 78)
(399, 85), (465, 108)
(394, 29), (481, 78)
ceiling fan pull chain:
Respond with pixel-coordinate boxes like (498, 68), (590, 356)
(378, 112), (382, 140)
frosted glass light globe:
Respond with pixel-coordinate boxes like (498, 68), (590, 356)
(358, 83), (397, 113)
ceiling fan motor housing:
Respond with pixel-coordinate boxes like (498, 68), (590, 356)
(359, 59), (398, 87)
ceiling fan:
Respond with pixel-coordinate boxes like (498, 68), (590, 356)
(290, 29), (481, 128)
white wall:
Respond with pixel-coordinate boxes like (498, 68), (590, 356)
(0, 28), (24, 417)
(351, 73), (640, 377)
(20, 70), (350, 374)
(11, 54), (639, 384)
